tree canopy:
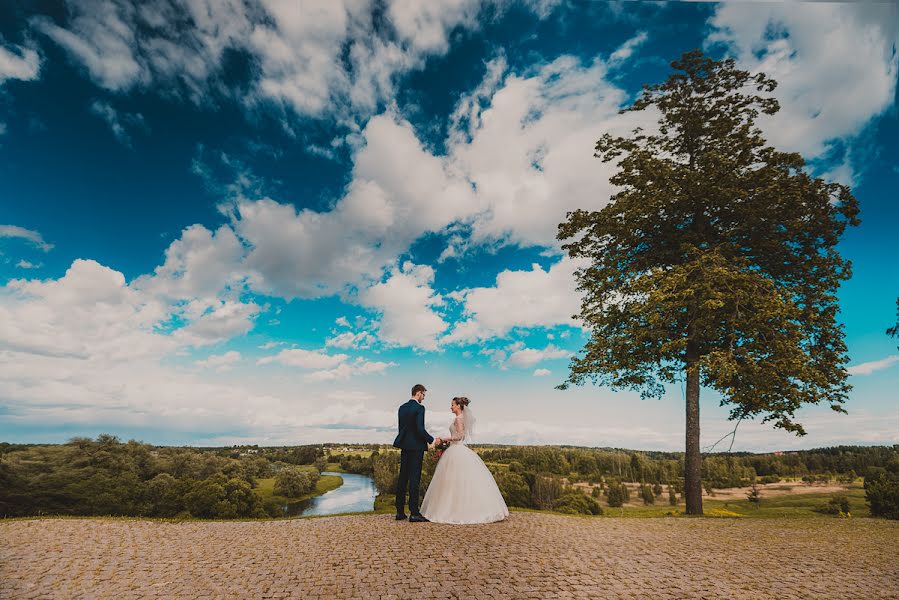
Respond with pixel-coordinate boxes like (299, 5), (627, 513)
(558, 49), (860, 513)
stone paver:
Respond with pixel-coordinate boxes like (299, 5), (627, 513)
(2, 513), (897, 599)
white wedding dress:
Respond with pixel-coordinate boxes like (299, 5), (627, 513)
(420, 410), (509, 524)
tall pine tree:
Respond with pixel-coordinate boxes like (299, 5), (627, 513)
(557, 50), (859, 515)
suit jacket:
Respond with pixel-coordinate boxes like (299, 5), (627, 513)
(393, 399), (434, 451)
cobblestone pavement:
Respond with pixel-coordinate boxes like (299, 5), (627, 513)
(2, 513), (898, 599)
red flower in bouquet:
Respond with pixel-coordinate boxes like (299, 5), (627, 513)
(434, 439), (450, 461)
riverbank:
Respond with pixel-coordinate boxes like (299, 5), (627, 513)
(254, 473), (343, 506)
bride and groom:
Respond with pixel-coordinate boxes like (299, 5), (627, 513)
(393, 383), (509, 524)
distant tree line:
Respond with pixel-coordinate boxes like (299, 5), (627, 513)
(0, 435), (326, 519)
(3, 438), (896, 519)
(373, 444), (898, 518)
(476, 444), (897, 489)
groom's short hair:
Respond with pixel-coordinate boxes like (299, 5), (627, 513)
(411, 384), (427, 396)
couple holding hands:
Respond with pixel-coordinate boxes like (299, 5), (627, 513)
(393, 384), (509, 524)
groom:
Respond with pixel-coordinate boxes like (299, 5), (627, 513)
(393, 383), (436, 522)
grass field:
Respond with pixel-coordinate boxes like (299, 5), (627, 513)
(328, 450), (375, 458)
(255, 473), (344, 504)
(379, 483), (873, 520)
(595, 486), (869, 518)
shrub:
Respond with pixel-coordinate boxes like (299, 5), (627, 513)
(420, 451), (439, 495)
(145, 473), (185, 517)
(273, 469), (318, 498)
(668, 485), (677, 506)
(813, 494), (850, 516)
(492, 469), (531, 508)
(652, 482), (663, 497)
(531, 475), (563, 510)
(337, 454), (373, 475)
(759, 474), (781, 484)
(841, 470), (857, 484)
(746, 484), (761, 508)
(372, 452), (400, 495)
(864, 464), (899, 520)
(553, 492), (602, 515)
(606, 481), (629, 508)
(263, 498), (284, 518)
(640, 484), (655, 505)
(184, 477), (226, 518)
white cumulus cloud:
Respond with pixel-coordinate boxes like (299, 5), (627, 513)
(707, 2), (899, 184)
(326, 330), (374, 350)
(304, 358), (396, 382)
(444, 257), (586, 344)
(506, 344), (569, 369)
(194, 350), (242, 371)
(257, 348), (348, 369)
(360, 262), (448, 351)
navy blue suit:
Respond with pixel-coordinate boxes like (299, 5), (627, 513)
(393, 399), (434, 515)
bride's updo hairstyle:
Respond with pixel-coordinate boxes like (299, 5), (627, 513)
(452, 397), (470, 410)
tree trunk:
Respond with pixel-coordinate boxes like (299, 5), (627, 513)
(684, 337), (703, 515)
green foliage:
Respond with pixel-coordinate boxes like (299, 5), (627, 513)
(668, 485), (678, 506)
(0, 435), (266, 519)
(0, 437), (892, 520)
(314, 457), (329, 473)
(145, 473), (185, 517)
(531, 475), (563, 510)
(640, 484), (655, 505)
(491, 469), (531, 508)
(553, 491), (602, 515)
(183, 475), (265, 519)
(864, 461), (899, 520)
(273, 469), (320, 498)
(243, 456), (273, 479)
(812, 494), (850, 516)
(286, 446), (324, 465)
(702, 455), (756, 489)
(557, 50), (859, 514)
(558, 49), (858, 426)
(419, 450), (441, 496)
(336, 454), (374, 475)
(746, 484), (761, 508)
(606, 481), (629, 508)
(372, 452), (400, 495)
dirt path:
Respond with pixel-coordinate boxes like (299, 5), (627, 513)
(2, 513), (897, 599)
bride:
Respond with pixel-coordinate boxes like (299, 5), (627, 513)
(420, 397), (509, 524)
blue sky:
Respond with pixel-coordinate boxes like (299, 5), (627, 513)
(1, 0), (897, 451)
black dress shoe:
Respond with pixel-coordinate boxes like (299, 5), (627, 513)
(395, 513), (408, 520)
(409, 514), (429, 523)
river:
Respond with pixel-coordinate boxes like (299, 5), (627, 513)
(282, 471), (377, 517)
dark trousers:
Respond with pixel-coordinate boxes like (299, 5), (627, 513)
(395, 449), (425, 515)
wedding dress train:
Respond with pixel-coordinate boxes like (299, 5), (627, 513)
(420, 411), (509, 524)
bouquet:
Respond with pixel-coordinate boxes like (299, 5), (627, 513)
(434, 439), (450, 461)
